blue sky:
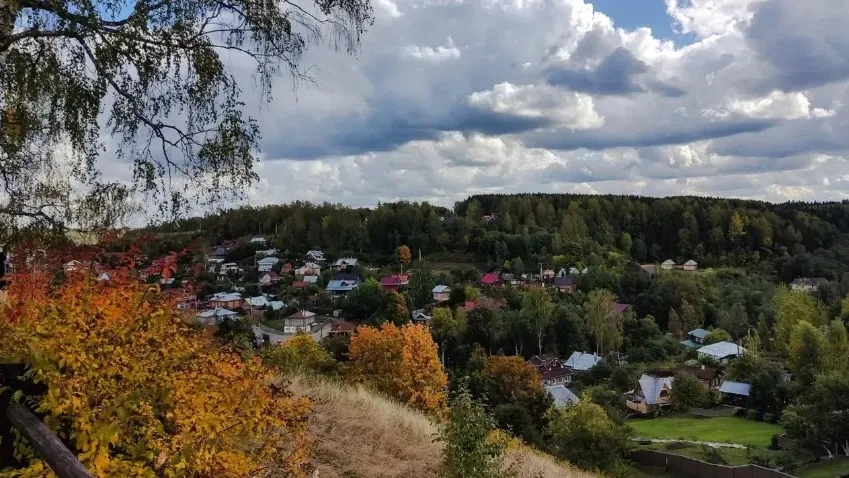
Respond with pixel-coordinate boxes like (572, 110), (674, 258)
(589, 0), (685, 42)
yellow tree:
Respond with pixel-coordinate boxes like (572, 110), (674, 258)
(261, 331), (337, 375)
(0, 267), (312, 477)
(348, 323), (447, 414)
(774, 285), (825, 354)
(396, 244), (412, 267)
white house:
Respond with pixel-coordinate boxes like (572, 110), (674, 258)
(259, 271), (280, 285)
(334, 257), (358, 271)
(432, 285), (451, 302)
(196, 308), (238, 325)
(296, 263), (321, 277)
(284, 310), (316, 333)
(564, 351), (602, 372)
(682, 259), (698, 271)
(697, 341), (747, 363)
(790, 277), (828, 292)
(661, 259), (676, 270)
(250, 237), (266, 244)
(257, 256), (279, 272)
(306, 250), (326, 263)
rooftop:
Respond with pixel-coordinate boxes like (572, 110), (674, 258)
(719, 380), (751, 396)
(565, 351), (601, 372)
(697, 341), (747, 359)
(545, 385), (580, 407)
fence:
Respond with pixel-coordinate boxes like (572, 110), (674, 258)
(631, 450), (796, 478)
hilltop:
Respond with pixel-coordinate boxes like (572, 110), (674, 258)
(288, 376), (593, 478)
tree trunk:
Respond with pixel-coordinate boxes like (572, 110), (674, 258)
(537, 327), (543, 355)
(0, 0), (18, 62)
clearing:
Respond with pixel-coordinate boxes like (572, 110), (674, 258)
(629, 415), (780, 448)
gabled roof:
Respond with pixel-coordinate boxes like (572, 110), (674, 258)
(257, 256), (279, 265)
(480, 272), (501, 284)
(719, 380), (751, 396)
(791, 277), (828, 286)
(381, 275), (408, 286)
(565, 352), (601, 371)
(432, 285), (450, 293)
(411, 309), (432, 321)
(210, 292), (242, 302)
(689, 328), (709, 339)
(260, 271), (279, 280)
(330, 321), (357, 333)
(245, 296), (269, 307)
(197, 308), (238, 318)
(662, 259), (676, 265)
(683, 259), (697, 266)
(326, 279), (359, 292)
(697, 341), (746, 359)
(638, 374), (675, 405)
(334, 257), (358, 267)
(614, 302), (630, 313)
(250, 237), (266, 243)
(269, 301), (285, 311)
(545, 385), (580, 407)
(287, 310), (316, 320)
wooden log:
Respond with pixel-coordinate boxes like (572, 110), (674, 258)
(5, 401), (93, 478)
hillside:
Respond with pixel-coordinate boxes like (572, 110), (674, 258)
(287, 377), (594, 478)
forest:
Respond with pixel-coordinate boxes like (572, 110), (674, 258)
(148, 194), (849, 282)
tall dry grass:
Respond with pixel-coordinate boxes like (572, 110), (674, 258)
(288, 376), (596, 478)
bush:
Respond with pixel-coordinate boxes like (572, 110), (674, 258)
(666, 441), (692, 451)
(701, 446), (727, 465)
(438, 385), (507, 478)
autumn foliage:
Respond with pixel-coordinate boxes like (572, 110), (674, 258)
(0, 264), (312, 477)
(348, 323), (447, 414)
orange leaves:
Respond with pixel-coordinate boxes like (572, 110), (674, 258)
(348, 323), (447, 414)
(482, 355), (543, 403)
(1, 269), (312, 477)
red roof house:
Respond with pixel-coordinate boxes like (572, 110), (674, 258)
(379, 274), (409, 291)
(292, 280), (309, 289)
(329, 320), (357, 336)
(480, 272), (502, 287)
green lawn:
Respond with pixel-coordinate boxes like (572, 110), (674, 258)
(629, 415), (780, 448)
(794, 458), (849, 478)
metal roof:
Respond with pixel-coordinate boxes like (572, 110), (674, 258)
(719, 381), (751, 396)
(697, 341), (746, 359)
(689, 328), (710, 339)
(545, 385), (580, 407)
(639, 374), (674, 405)
(432, 285), (450, 293)
(565, 352), (602, 371)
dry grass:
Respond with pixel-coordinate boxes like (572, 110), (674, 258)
(288, 376), (596, 478)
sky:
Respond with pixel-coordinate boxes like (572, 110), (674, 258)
(118, 0), (849, 210)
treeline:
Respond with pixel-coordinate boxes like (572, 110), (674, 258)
(148, 195), (849, 280)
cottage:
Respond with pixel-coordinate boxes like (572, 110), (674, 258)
(334, 257), (358, 271)
(411, 309), (432, 325)
(432, 285), (451, 302)
(329, 320), (357, 336)
(303, 275), (319, 284)
(326, 279), (359, 294)
(640, 264), (658, 276)
(480, 272), (502, 287)
(529, 355), (572, 386)
(627, 373), (675, 414)
(545, 384), (580, 408)
(675, 365), (722, 390)
(245, 296), (269, 311)
(209, 292), (243, 309)
(682, 259), (698, 271)
(257, 256), (279, 272)
(564, 351), (602, 372)
(284, 310), (316, 334)
(661, 259), (676, 270)
(269, 301), (285, 311)
(719, 380), (751, 406)
(680, 328), (710, 348)
(380, 274), (409, 291)
(501, 273), (520, 286)
(306, 250), (326, 263)
(697, 341), (747, 363)
(554, 276), (575, 293)
(250, 237), (266, 245)
(295, 263), (321, 277)
(196, 308), (238, 325)
(259, 271), (280, 285)
(790, 277), (828, 292)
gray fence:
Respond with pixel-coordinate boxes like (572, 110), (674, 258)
(632, 450), (796, 478)
(687, 406), (739, 418)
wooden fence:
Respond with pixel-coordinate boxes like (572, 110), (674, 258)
(632, 450), (796, 478)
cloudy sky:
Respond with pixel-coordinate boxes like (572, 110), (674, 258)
(225, 0), (849, 208)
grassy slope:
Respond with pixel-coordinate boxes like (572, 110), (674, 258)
(629, 416), (780, 448)
(288, 377), (595, 478)
(794, 458), (849, 478)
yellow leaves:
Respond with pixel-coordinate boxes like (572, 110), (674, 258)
(348, 323), (447, 414)
(1, 269), (313, 477)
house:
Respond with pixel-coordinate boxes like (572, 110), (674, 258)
(250, 236), (266, 245)
(480, 272), (502, 287)
(245, 295), (269, 311)
(257, 256), (279, 272)
(380, 274), (409, 291)
(269, 301), (285, 311)
(661, 259), (676, 270)
(556, 268), (569, 278)
(281, 263), (293, 274)
(303, 275), (319, 284)
(411, 309), (432, 325)
(326, 279), (359, 294)
(209, 292), (243, 309)
(640, 264), (657, 276)
(790, 277), (828, 292)
(545, 384), (580, 408)
(627, 373), (675, 414)
(564, 351), (602, 372)
(255, 248), (279, 257)
(329, 320), (357, 336)
(554, 276), (575, 293)
(284, 310), (316, 334)
(719, 380), (751, 406)
(259, 271), (280, 285)
(614, 303), (631, 314)
(501, 273), (519, 285)
(196, 308), (238, 325)
(675, 365), (722, 390)
(334, 257), (358, 271)
(682, 259), (698, 271)
(697, 341), (747, 363)
(530, 355), (572, 386)
(219, 262), (240, 275)
(210, 246), (229, 260)
(292, 280), (309, 289)
(432, 285), (451, 302)
(542, 269), (555, 280)
(295, 263), (321, 277)
(306, 250), (326, 263)
(680, 328), (710, 348)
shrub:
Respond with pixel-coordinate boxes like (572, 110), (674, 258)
(438, 385), (508, 478)
(701, 446), (727, 465)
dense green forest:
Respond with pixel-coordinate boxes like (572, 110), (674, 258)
(149, 194), (849, 282)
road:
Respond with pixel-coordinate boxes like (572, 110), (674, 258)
(252, 322), (332, 345)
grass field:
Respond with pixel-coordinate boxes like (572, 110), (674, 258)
(629, 415), (780, 448)
(794, 458), (849, 478)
